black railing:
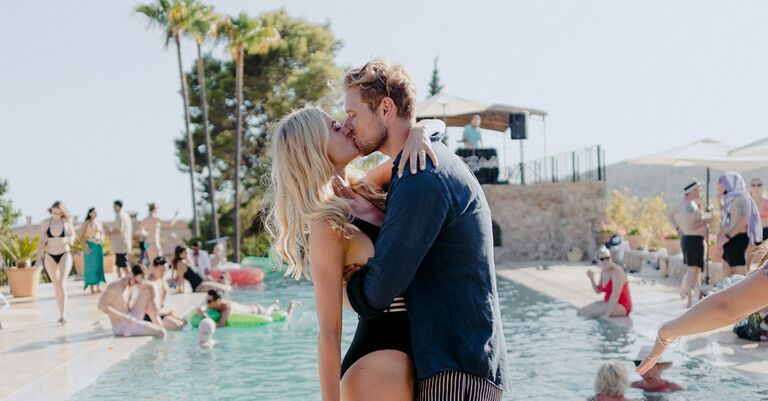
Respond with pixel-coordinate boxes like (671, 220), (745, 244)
(506, 146), (606, 185)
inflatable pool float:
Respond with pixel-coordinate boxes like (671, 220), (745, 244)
(210, 267), (265, 286)
(190, 309), (287, 328)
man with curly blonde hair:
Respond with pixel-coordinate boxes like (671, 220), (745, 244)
(344, 59), (509, 400)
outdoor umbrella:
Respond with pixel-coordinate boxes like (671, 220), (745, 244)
(415, 93), (547, 132)
(729, 137), (768, 157)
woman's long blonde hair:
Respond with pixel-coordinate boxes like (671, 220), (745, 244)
(266, 106), (385, 280)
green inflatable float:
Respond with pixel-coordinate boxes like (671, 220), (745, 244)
(190, 309), (288, 328)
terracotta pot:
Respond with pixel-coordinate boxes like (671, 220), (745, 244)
(627, 234), (649, 250)
(103, 254), (115, 273)
(7, 267), (42, 298)
(663, 239), (682, 255)
(598, 232), (613, 245)
(73, 253), (84, 275)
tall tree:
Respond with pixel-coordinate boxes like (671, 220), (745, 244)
(178, 11), (342, 257)
(0, 179), (21, 242)
(428, 56), (444, 97)
(136, 0), (201, 237)
(217, 13), (280, 262)
(187, 2), (220, 239)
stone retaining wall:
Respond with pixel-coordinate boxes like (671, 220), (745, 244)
(484, 182), (607, 262)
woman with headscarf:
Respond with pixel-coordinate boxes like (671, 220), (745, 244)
(717, 172), (763, 277)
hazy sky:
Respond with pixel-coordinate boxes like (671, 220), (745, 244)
(2, 0), (768, 222)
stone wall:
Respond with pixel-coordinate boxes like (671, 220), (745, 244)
(483, 182), (607, 262)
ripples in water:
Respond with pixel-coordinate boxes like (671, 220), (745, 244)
(73, 275), (768, 401)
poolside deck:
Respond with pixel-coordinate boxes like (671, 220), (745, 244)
(497, 262), (768, 383)
(0, 275), (203, 401)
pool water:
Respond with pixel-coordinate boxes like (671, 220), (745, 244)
(72, 275), (768, 401)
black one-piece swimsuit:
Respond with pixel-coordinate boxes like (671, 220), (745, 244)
(340, 218), (413, 378)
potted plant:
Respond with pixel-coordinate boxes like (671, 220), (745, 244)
(597, 227), (614, 245)
(71, 237), (85, 275)
(103, 236), (115, 274)
(0, 235), (42, 297)
(626, 227), (649, 250)
(663, 232), (682, 255)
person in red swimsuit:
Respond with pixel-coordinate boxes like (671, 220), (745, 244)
(579, 246), (632, 318)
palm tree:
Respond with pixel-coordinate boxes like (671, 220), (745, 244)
(136, 0), (201, 237)
(187, 2), (220, 240)
(218, 13), (279, 262)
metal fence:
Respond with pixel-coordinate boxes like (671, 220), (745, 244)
(506, 146), (606, 185)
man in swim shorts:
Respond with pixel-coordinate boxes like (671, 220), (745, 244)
(97, 264), (166, 338)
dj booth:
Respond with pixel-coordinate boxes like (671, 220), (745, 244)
(455, 148), (499, 184)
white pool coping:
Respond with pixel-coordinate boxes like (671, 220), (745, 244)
(0, 276), (203, 401)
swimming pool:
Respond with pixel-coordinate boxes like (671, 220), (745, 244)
(72, 274), (768, 401)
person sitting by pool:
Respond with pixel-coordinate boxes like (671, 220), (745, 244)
(172, 245), (231, 294)
(198, 316), (217, 348)
(97, 264), (166, 338)
(579, 246), (633, 318)
(145, 256), (187, 331)
(631, 347), (683, 393)
(195, 289), (302, 328)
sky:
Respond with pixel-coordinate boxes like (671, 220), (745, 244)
(2, 0), (768, 223)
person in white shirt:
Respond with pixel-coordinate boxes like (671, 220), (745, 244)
(110, 200), (133, 279)
(190, 240), (212, 275)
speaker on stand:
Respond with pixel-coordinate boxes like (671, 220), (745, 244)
(509, 113), (528, 184)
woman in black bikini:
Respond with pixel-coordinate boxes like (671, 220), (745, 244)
(171, 246), (230, 294)
(268, 107), (443, 401)
(35, 201), (76, 324)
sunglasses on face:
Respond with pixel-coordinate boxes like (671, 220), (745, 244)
(599, 257), (610, 261)
(753, 183), (763, 187)
(633, 360), (641, 367)
(206, 298), (213, 304)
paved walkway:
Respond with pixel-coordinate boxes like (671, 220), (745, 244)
(497, 262), (768, 383)
(0, 274), (203, 401)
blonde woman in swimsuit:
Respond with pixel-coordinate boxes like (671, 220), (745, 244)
(35, 201), (76, 325)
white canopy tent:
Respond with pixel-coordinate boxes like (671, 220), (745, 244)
(415, 93), (547, 133)
(729, 137), (768, 157)
(415, 93), (548, 183)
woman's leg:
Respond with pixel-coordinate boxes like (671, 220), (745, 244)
(608, 303), (629, 317)
(130, 286), (161, 325)
(679, 269), (692, 298)
(731, 265), (748, 276)
(162, 315), (186, 330)
(578, 301), (609, 318)
(723, 261), (732, 278)
(45, 254), (72, 321)
(341, 350), (414, 401)
(147, 247), (159, 264)
(195, 281), (232, 294)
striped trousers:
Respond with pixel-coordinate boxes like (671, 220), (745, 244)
(415, 371), (503, 401)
